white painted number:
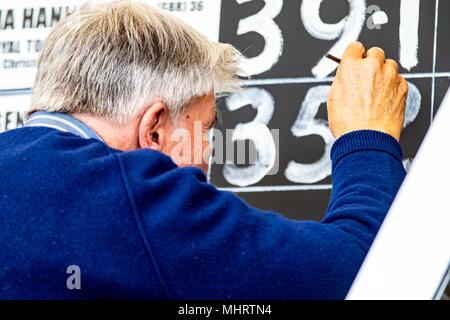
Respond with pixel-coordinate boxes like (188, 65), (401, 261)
(399, 0), (420, 70)
(404, 82), (421, 128)
(285, 85), (334, 184)
(223, 82), (422, 186)
(301, 0), (367, 79)
(236, 0), (284, 76)
(236, 0), (420, 75)
(223, 88), (276, 187)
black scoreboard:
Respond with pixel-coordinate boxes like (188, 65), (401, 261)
(209, 0), (450, 220)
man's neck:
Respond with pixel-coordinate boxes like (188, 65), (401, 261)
(72, 113), (139, 151)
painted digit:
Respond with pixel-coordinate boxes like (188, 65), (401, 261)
(236, 0), (283, 76)
(301, 0), (366, 79)
(285, 85), (334, 184)
(223, 88), (276, 186)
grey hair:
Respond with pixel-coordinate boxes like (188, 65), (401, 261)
(29, 0), (242, 124)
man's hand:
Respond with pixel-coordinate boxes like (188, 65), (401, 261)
(327, 42), (408, 141)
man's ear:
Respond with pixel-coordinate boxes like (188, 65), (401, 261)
(138, 102), (171, 150)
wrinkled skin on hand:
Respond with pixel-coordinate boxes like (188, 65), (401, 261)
(327, 41), (408, 141)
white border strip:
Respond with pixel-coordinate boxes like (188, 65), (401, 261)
(219, 184), (332, 193)
(242, 72), (450, 86)
(243, 77), (334, 85)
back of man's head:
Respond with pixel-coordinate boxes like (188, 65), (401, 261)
(29, 0), (241, 124)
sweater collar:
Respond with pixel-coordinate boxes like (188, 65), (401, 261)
(25, 111), (103, 142)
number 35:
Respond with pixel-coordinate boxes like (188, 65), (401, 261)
(223, 82), (421, 187)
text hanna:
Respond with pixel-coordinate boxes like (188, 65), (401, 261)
(0, 6), (75, 30)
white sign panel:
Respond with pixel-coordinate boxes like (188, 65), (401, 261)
(0, 0), (222, 90)
(347, 88), (450, 300)
(0, 93), (30, 132)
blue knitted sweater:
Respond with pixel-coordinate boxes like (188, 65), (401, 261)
(0, 127), (405, 299)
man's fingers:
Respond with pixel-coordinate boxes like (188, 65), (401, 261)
(366, 47), (385, 63)
(342, 41), (365, 59)
(385, 59), (399, 73)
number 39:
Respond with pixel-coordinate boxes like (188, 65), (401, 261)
(237, 0), (420, 77)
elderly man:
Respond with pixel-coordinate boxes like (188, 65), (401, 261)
(0, 1), (407, 299)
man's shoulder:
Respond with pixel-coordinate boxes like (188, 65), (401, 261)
(114, 145), (212, 195)
(0, 126), (206, 190)
(0, 126), (112, 156)
(0, 126), (210, 207)
(0, 127), (124, 192)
